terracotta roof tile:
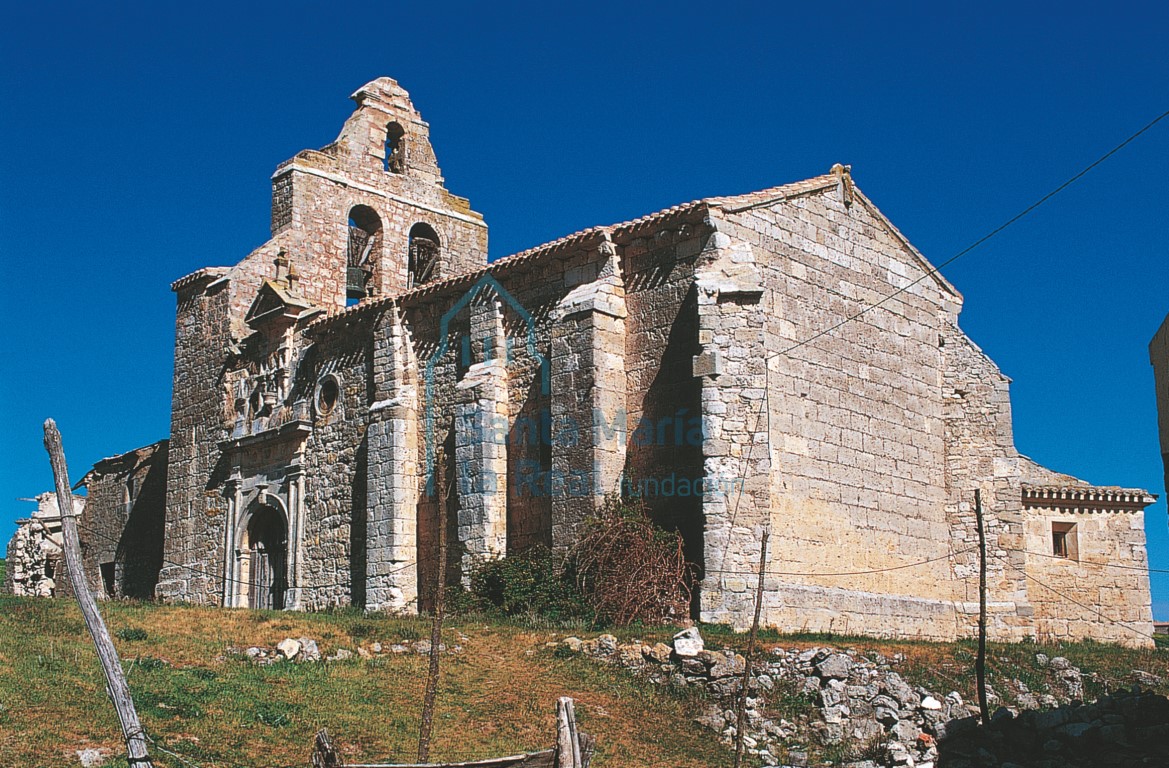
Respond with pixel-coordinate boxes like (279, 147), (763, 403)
(307, 174), (846, 332)
(171, 267), (230, 292)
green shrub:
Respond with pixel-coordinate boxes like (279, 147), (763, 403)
(463, 546), (591, 623)
(116, 627), (148, 642)
(136, 655), (166, 672)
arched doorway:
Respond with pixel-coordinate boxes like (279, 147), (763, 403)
(240, 505), (287, 610)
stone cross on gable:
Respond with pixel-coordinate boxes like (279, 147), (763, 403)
(274, 249), (290, 284)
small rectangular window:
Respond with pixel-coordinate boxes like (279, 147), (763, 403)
(1052, 521), (1078, 560)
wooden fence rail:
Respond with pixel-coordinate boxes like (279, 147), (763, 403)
(312, 697), (593, 768)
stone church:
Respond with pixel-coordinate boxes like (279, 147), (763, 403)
(7, 78), (1157, 646)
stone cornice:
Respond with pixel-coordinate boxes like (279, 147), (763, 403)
(1022, 485), (1157, 512)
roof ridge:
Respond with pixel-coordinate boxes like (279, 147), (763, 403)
(307, 172), (843, 331)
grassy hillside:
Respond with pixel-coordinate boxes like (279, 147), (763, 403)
(3, 595), (1168, 768)
(0, 596), (732, 768)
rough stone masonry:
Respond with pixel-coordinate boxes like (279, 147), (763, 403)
(6, 77), (1157, 646)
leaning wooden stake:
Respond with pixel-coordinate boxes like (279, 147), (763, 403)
(418, 453), (451, 763)
(733, 530), (769, 768)
(974, 488), (991, 725)
(44, 419), (153, 767)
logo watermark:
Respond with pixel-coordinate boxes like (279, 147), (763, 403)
(421, 275), (744, 500)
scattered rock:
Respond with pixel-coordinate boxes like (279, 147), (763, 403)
(920, 695), (942, 711)
(617, 644), (644, 666)
(276, 638), (301, 660)
(298, 637), (321, 662)
(645, 642), (672, 664)
(596, 634), (618, 654)
(815, 653), (853, 680)
(709, 652), (747, 679)
(559, 634), (1158, 768)
(1133, 669), (1162, 687)
(673, 627), (704, 657)
(941, 688), (1169, 767)
(76, 748), (108, 767)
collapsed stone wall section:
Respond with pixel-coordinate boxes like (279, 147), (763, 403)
(77, 441), (169, 599)
(4, 493), (75, 598)
(556, 628), (1151, 768)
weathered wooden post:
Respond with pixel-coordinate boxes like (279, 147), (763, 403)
(555, 697), (582, 768)
(418, 451), (451, 763)
(974, 488), (991, 725)
(733, 531), (768, 768)
(43, 419), (153, 767)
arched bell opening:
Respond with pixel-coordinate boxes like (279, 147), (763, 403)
(407, 222), (441, 289)
(347, 205), (383, 301)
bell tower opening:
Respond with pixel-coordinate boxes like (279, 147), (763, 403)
(347, 205), (383, 301)
(384, 122), (405, 173)
(408, 223), (440, 289)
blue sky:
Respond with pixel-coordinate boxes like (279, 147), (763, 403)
(1, 2), (1168, 615)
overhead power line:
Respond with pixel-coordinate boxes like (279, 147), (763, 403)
(724, 105), (1169, 538)
(1003, 558), (1158, 643)
(769, 105), (1169, 363)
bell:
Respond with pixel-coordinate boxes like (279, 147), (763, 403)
(346, 267), (367, 299)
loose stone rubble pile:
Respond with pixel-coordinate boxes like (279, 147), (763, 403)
(6, 517), (62, 597)
(940, 688), (1169, 768)
(552, 627), (1152, 768)
(227, 636), (461, 665)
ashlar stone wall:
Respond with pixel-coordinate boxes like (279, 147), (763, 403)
(704, 177), (961, 639)
(1020, 480), (1155, 646)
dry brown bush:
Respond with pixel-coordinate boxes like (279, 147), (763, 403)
(571, 498), (695, 626)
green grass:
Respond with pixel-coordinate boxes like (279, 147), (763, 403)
(0, 597), (733, 768)
(5, 595), (1167, 768)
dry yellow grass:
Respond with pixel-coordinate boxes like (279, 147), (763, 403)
(0, 596), (733, 768)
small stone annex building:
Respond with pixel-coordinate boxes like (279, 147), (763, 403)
(7, 78), (1158, 646)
